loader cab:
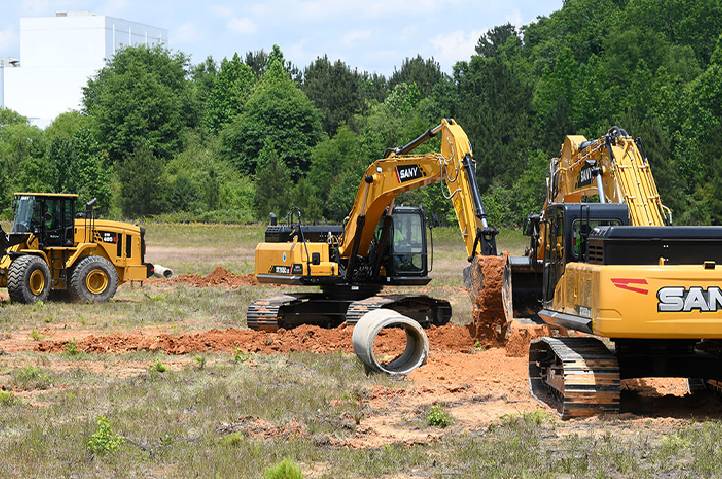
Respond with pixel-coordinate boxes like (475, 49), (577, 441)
(388, 206), (429, 279)
(541, 203), (629, 304)
(12, 193), (77, 247)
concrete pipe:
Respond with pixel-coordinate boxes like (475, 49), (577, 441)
(352, 308), (429, 376)
(152, 264), (174, 279)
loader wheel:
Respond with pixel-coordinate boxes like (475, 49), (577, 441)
(7, 255), (51, 304)
(69, 256), (118, 303)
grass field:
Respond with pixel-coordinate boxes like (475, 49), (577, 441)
(1, 224), (722, 478)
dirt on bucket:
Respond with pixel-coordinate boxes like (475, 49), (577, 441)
(465, 254), (508, 345)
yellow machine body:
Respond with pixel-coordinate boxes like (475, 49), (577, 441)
(550, 262), (722, 339)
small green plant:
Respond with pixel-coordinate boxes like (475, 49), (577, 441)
(30, 330), (43, 341)
(12, 366), (52, 390)
(0, 390), (17, 406)
(263, 458), (303, 479)
(233, 348), (250, 364)
(149, 361), (167, 374)
(86, 416), (124, 455)
(65, 340), (80, 356)
(219, 432), (244, 447)
(194, 355), (207, 370)
(426, 404), (453, 428)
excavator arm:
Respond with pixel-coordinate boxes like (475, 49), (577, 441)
(338, 119), (497, 268)
(547, 126), (670, 226)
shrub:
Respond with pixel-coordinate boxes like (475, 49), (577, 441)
(263, 458), (304, 479)
(0, 390), (17, 406)
(87, 416), (124, 455)
(12, 366), (52, 390)
(426, 404), (453, 428)
(149, 361), (168, 374)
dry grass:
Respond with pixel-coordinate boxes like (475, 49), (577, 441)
(0, 224), (719, 478)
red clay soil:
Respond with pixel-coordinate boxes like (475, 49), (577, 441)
(34, 323), (476, 356)
(168, 267), (257, 287)
(465, 254), (508, 345)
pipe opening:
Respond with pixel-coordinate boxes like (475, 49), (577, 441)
(352, 309), (429, 376)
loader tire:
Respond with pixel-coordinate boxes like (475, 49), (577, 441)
(7, 254), (51, 304)
(69, 256), (118, 303)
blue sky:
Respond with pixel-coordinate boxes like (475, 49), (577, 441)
(0, 0), (562, 74)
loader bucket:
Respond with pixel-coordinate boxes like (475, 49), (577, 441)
(503, 255), (543, 320)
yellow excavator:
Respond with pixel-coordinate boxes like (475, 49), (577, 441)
(249, 119), (498, 331)
(507, 127), (722, 417)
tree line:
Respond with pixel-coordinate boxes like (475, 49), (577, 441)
(0, 0), (721, 226)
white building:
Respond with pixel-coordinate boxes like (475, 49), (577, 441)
(0, 11), (167, 128)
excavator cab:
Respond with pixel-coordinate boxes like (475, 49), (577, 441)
(389, 206), (428, 278)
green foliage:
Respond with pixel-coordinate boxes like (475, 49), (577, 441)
(194, 355), (207, 370)
(47, 127), (113, 214)
(86, 416), (124, 455)
(65, 340), (80, 356)
(205, 54), (256, 133)
(83, 45), (194, 163)
(388, 56), (445, 97)
(263, 458), (304, 479)
(118, 144), (168, 217)
(233, 348), (250, 364)
(0, 390), (17, 406)
(220, 57), (323, 177)
(11, 366), (52, 390)
(254, 139), (292, 219)
(150, 361), (168, 374)
(303, 55), (364, 134)
(426, 404), (453, 428)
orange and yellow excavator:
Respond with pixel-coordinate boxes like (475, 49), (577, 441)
(249, 119), (498, 331)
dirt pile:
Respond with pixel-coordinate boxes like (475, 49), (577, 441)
(34, 323), (476, 355)
(465, 254), (508, 345)
(217, 416), (308, 440)
(169, 267), (257, 287)
(504, 320), (553, 357)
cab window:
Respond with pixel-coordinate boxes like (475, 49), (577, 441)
(571, 218), (622, 260)
(392, 213), (425, 274)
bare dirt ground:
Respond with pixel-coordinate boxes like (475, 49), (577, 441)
(2, 226), (721, 478)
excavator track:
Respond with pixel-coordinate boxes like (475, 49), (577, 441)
(247, 293), (453, 331)
(346, 295), (452, 327)
(246, 294), (299, 332)
(529, 337), (620, 419)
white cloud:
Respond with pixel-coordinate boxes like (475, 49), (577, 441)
(342, 29), (372, 46)
(430, 29), (484, 70)
(172, 22), (202, 44)
(226, 17), (256, 34)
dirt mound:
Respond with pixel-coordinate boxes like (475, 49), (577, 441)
(170, 267), (257, 287)
(34, 323), (475, 356)
(465, 254), (508, 345)
(504, 320), (552, 357)
(217, 416), (308, 440)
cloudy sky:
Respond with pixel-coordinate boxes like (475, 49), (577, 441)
(0, 0), (562, 74)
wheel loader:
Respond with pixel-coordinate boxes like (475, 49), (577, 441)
(0, 192), (161, 303)
(249, 119), (498, 331)
(505, 127), (722, 417)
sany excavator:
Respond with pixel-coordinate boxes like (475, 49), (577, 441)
(248, 119), (498, 331)
(507, 127), (722, 417)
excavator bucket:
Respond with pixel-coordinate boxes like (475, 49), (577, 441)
(462, 254), (508, 343)
(503, 255), (543, 320)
